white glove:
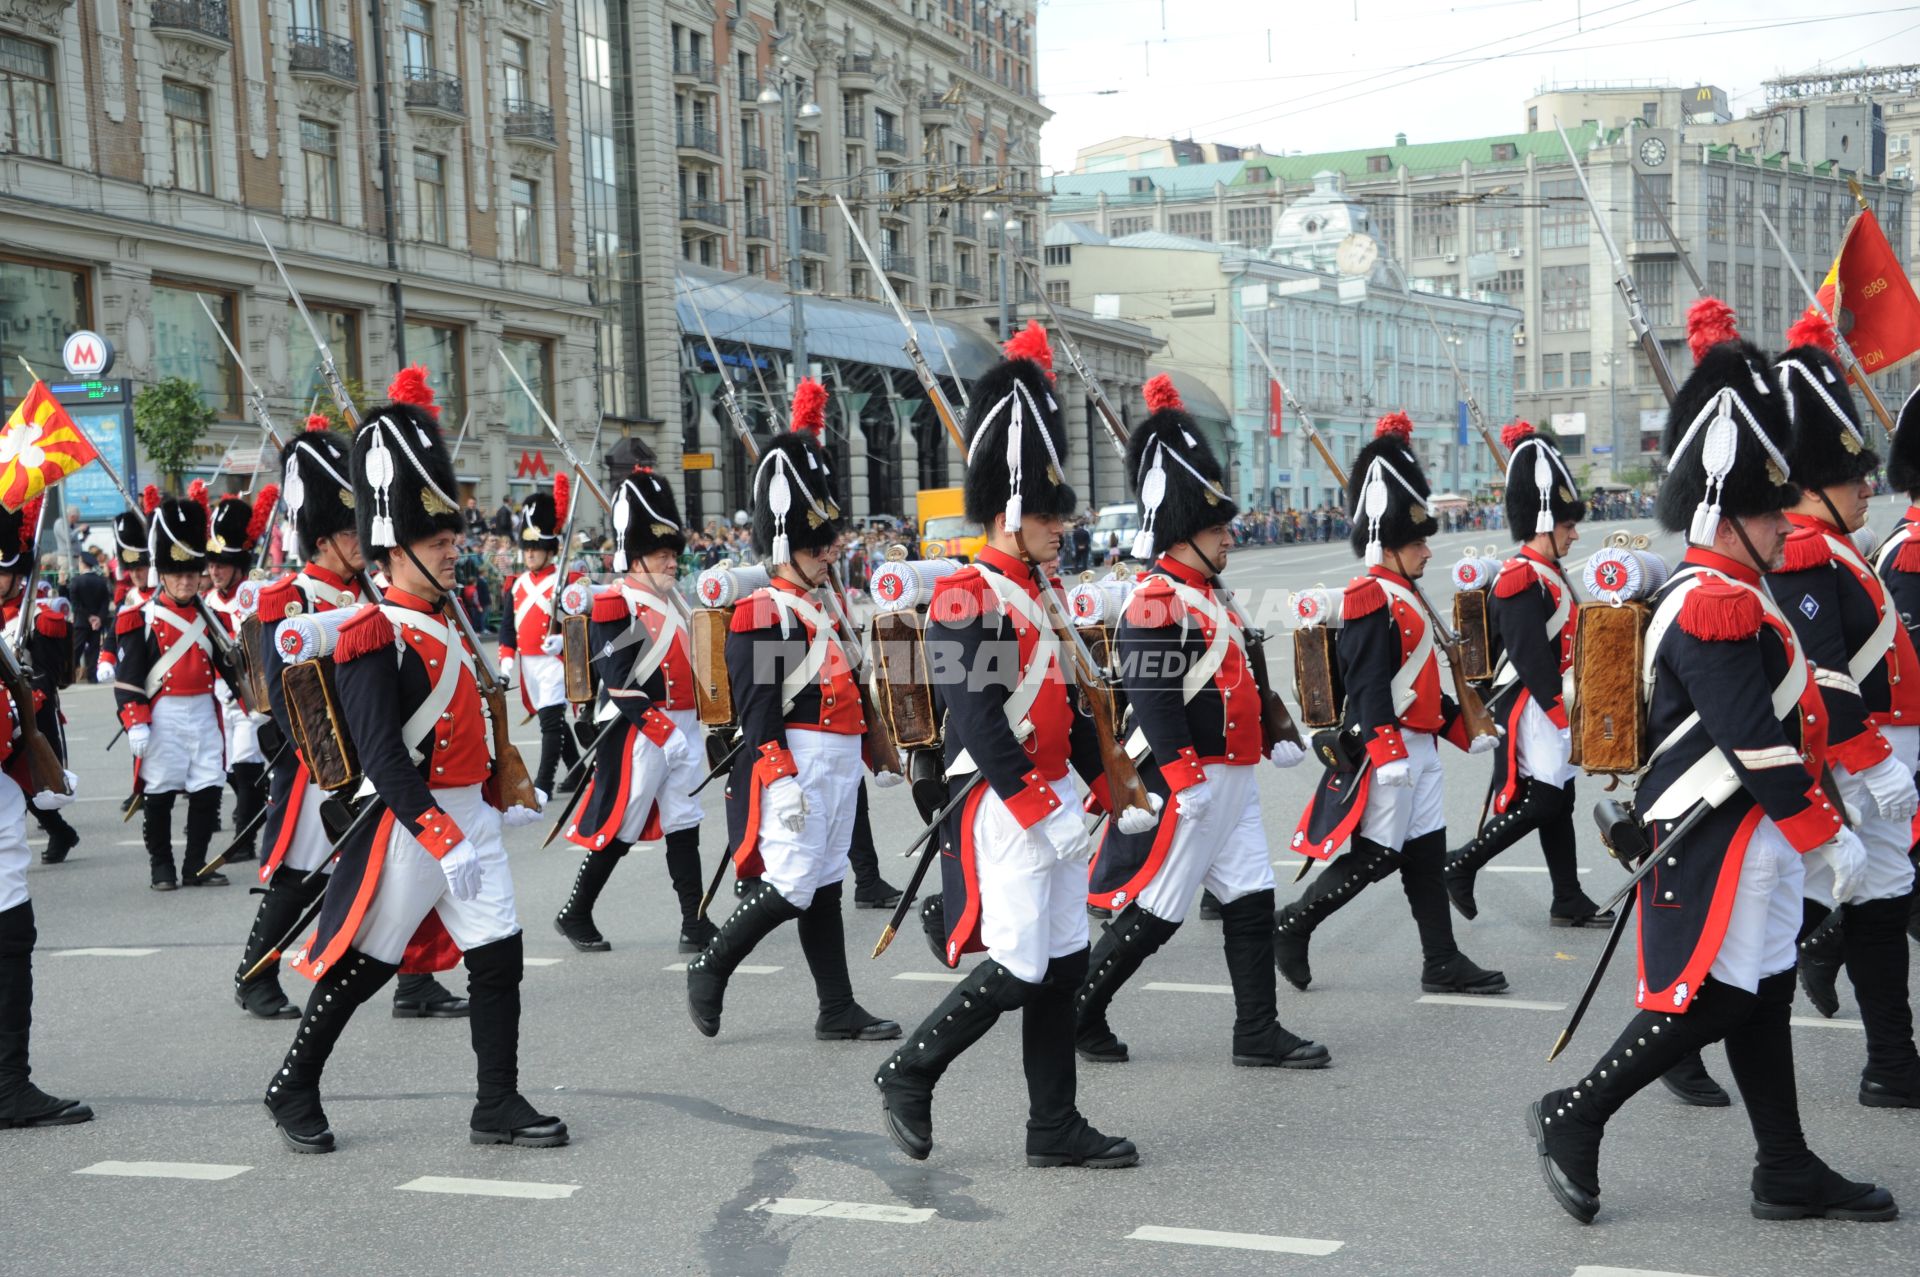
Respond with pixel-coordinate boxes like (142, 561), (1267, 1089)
(1269, 740), (1308, 769)
(31, 771), (77, 811)
(1467, 732), (1500, 756)
(1819, 828), (1869, 905)
(1175, 780), (1214, 826)
(1854, 753), (1919, 822)
(765, 776), (809, 834)
(95, 659), (113, 683)
(1374, 758), (1413, 789)
(127, 724), (151, 759)
(439, 839), (482, 902)
(871, 769), (905, 788)
(541, 633), (565, 656)
(501, 790), (546, 828)
(500, 655), (516, 679)
(1038, 801), (1092, 863)
(248, 711), (273, 729)
(1114, 791), (1164, 836)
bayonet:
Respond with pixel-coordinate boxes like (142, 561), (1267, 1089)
(1020, 259), (1127, 458)
(253, 220), (358, 427)
(1631, 169), (1707, 296)
(679, 281), (763, 463)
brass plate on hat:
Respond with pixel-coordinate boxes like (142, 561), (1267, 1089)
(208, 535), (228, 552)
(522, 525), (541, 541)
(1557, 485), (1574, 503)
(650, 523), (673, 537)
(1412, 504), (1430, 525)
(1766, 459), (1787, 485)
(807, 509), (826, 529)
(1841, 430), (1862, 454)
(1047, 464), (1063, 487)
(339, 488), (356, 509)
(169, 542), (195, 562)
(421, 487), (456, 517)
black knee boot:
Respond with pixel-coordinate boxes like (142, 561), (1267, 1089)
(847, 783), (901, 909)
(687, 881), (804, 1036)
(31, 806), (78, 865)
(797, 881), (901, 1041)
(1025, 948), (1138, 1168)
(143, 791), (178, 890)
(1796, 898), (1845, 1018)
(1273, 836), (1400, 990)
(235, 868), (326, 1019)
(663, 828), (717, 952)
(264, 948), (398, 1152)
(465, 932), (568, 1146)
(1529, 978), (1756, 1223)
(0, 902), (91, 1128)
(1657, 1049), (1733, 1107)
(553, 843), (626, 952)
(875, 958), (1034, 1160)
(226, 761), (267, 863)
(1845, 893), (1920, 1105)
(1073, 903), (1180, 1063)
(534, 704), (574, 796)
(1404, 830), (1507, 993)
(1220, 889), (1330, 1068)
(1446, 778), (1560, 920)
(1729, 970), (1897, 1219)
(180, 786), (226, 885)
(1541, 782), (1612, 926)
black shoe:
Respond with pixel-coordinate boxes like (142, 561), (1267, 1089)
(554, 848), (622, 953)
(677, 917), (718, 954)
(149, 880), (177, 893)
(1752, 1164), (1898, 1221)
(1026, 1122), (1140, 1169)
(0, 1083), (94, 1128)
(815, 1005), (903, 1041)
(1658, 1051), (1732, 1107)
(1075, 1024), (1128, 1064)
(1443, 852), (1483, 921)
(1231, 1025), (1331, 1069)
(1528, 1099), (1598, 1224)
(235, 975), (302, 1021)
(880, 1087), (933, 1161)
(1420, 952), (1509, 995)
(1859, 1069), (1920, 1108)
(391, 973), (470, 1018)
(470, 1094), (569, 1148)
(1198, 891), (1223, 921)
(39, 825), (78, 865)
(1797, 902), (1844, 1018)
(853, 881), (903, 910)
(263, 1091), (334, 1154)
(181, 870), (230, 887)
(875, 959), (1035, 1162)
(689, 883), (803, 1037)
(553, 912), (611, 953)
(1550, 892), (1617, 929)
(1273, 905), (1314, 991)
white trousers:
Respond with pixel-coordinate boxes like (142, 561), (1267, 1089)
(1708, 818), (1804, 994)
(278, 775), (337, 875)
(970, 774), (1090, 983)
(615, 706), (705, 842)
(757, 730), (863, 909)
(1514, 697), (1575, 786)
(519, 653), (567, 712)
(1806, 726), (1919, 907)
(0, 772), (28, 914)
(351, 784), (520, 965)
(1134, 763), (1276, 922)
(219, 690), (266, 767)
(141, 695), (226, 793)
(1357, 730), (1446, 849)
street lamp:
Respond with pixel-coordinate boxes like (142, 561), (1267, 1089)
(756, 58), (822, 391)
(984, 208), (1022, 338)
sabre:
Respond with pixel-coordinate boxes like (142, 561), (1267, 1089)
(871, 774), (987, 958)
(1758, 208), (1897, 439)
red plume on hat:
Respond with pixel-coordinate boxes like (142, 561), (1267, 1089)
(142, 484), (163, 515)
(1785, 307), (1837, 356)
(387, 364), (440, 418)
(1143, 373), (1183, 414)
(1501, 420), (1536, 449)
(551, 472), (570, 528)
(1687, 297), (1741, 364)
(304, 413), (330, 432)
(20, 497), (42, 544)
(187, 478), (210, 517)
(1003, 320), (1055, 381)
(790, 378), (827, 437)
(247, 484), (279, 545)
(1374, 411), (1414, 441)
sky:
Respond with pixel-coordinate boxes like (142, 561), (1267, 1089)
(1032, 0), (1920, 174)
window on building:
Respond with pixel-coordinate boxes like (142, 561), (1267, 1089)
(1110, 215), (1151, 237)
(1411, 201), (1457, 256)
(1761, 181), (1780, 243)
(1735, 264), (1754, 315)
(1168, 210), (1213, 241)
(1367, 155), (1391, 173)
(1708, 260), (1726, 298)
(164, 81), (214, 195)
(0, 34), (58, 161)
(1640, 259), (1676, 327)
(1513, 352), (1527, 391)
(1705, 172), (1728, 243)
(1559, 430), (1584, 457)
(1788, 185), (1806, 251)
(1046, 279), (1069, 305)
(497, 334), (549, 437)
(1246, 165), (1270, 182)
(503, 34), (530, 105)
(1227, 204), (1272, 244)
(1569, 350), (1592, 387)
(403, 0), (434, 71)
(1539, 179), (1587, 248)
(1641, 101), (1658, 125)
(746, 245), (764, 274)
(403, 320), (464, 421)
(1540, 264), (1590, 332)
(511, 177), (539, 264)
(1473, 200), (1521, 253)
(1371, 203), (1395, 256)
(285, 305), (358, 408)
(1491, 142), (1518, 162)
(1734, 177), (1753, 246)
(1527, 105), (1538, 131)
(292, 0), (325, 31)
(1633, 172), (1671, 242)
(1043, 244), (1070, 266)
(0, 256), (87, 406)
(151, 282), (237, 417)
(1540, 353), (1564, 389)
(414, 150), (447, 244)
(1128, 176), (1152, 195)
(1491, 268), (1524, 299)
(300, 118), (340, 221)
(1813, 188), (1833, 258)
(1762, 266), (1781, 340)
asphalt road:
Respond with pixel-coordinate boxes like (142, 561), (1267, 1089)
(6, 507), (1917, 1277)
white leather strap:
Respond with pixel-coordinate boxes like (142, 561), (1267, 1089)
(947, 570), (1058, 777)
(1165, 580), (1240, 705)
(512, 570), (558, 635)
(764, 589), (838, 714)
(1375, 578), (1434, 717)
(390, 607), (471, 764)
(142, 605), (210, 697)
(1824, 532), (1898, 685)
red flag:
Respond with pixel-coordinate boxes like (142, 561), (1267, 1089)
(0, 380), (101, 512)
(1806, 208), (1920, 377)
(1269, 379), (1285, 438)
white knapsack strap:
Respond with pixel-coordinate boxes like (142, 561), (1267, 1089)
(765, 589), (837, 714)
(1491, 557), (1574, 693)
(512, 571), (557, 635)
(595, 588), (684, 723)
(391, 607), (471, 765)
(1166, 580), (1239, 705)
(142, 606), (210, 697)
(296, 574), (356, 611)
(947, 570), (1058, 777)
(1824, 533), (1898, 685)
(1376, 577), (1434, 717)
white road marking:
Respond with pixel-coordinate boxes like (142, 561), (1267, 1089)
(523, 957), (564, 967)
(76, 1161), (250, 1181)
(114, 839), (144, 847)
(1572, 1267), (1719, 1277)
(1484, 865), (1592, 875)
(754, 1197), (935, 1224)
(1792, 1016), (1865, 1031)
(1144, 981), (1232, 994)
(892, 971), (965, 983)
(397, 1175), (579, 1200)
(52, 947), (159, 958)
(1127, 1225), (1342, 1255)
(663, 962), (781, 974)
(1418, 994), (1567, 1011)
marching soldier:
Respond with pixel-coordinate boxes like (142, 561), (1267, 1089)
(114, 490), (234, 890)
(1277, 413), (1506, 995)
(687, 380), (898, 1044)
(1528, 306), (1895, 1225)
(0, 502), (79, 866)
(554, 463), (718, 955)
(1765, 310), (1920, 1109)
(875, 324), (1142, 1168)
(1075, 375), (1328, 1071)
(203, 487), (278, 866)
(263, 385), (561, 1154)
(1871, 383), (1920, 946)
(95, 491), (159, 686)
(498, 476), (583, 797)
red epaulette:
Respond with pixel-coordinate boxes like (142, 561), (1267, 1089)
(1493, 559), (1539, 598)
(927, 566), (995, 627)
(728, 590), (781, 633)
(1123, 574), (1179, 627)
(34, 611), (67, 638)
(1893, 533), (1920, 574)
(592, 590), (627, 624)
(1779, 527), (1833, 574)
(502, 574), (518, 599)
(1677, 579), (1764, 642)
(333, 604), (395, 662)
(1342, 576), (1387, 619)
(255, 575), (299, 623)
(115, 607), (144, 636)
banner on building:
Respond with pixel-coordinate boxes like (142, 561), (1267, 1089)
(1268, 380), (1284, 438)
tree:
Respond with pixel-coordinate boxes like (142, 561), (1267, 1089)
(132, 376), (214, 492)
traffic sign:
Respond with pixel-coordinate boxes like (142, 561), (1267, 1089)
(61, 331), (114, 378)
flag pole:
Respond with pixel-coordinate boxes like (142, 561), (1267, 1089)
(1759, 211), (1897, 439)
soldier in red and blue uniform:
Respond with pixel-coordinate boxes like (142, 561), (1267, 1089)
(263, 382), (561, 1155)
(96, 496), (156, 688)
(1074, 374), (1327, 1072)
(1872, 382), (1920, 947)
(202, 486), (278, 868)
(1528, 300), (1896, 1226)
(875, 323), (1139, 1169)
(497, 475), (583, 796)
(1278, 413), (1506, 997)
(0, 499), (78, 866)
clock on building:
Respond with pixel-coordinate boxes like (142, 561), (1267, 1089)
(1638, 136), (1668, 167)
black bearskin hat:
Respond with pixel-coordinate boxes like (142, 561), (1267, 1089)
(114, 485), (160, 570)
(280, 416), (357, 558)
(520, 473), (566, 552)
(1127, 373), (1238, 557)
(0, 496), (40, 573)
(149, 489), (210, 574)
(1890, 384), (1920, 496)
(1348, 412), (1437, 561)
(612, 466), (687, 570)
(1776, 310), (1877, 491)
(1501, 421), (1585, 541)
(1657, 301), (1797, 538)
(352, 367), (464, 559)
(751, 378), (843, 562)
(208, 484), (277, 568)
(962, 321), (1076, 528)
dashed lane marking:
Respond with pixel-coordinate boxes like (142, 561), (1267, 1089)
(52, 948), (159, 958)
(114, 839), (144, 847)
(1144, 982), (1232, 994)
(1792, 1016), (1865, 1031)
(1127, 1225), (1342, 1255)
(1572, 1268), (1719, 1277)
(754, 1197), (935, 1224)
(892, 971), (965, 983)
(1418, 994), (1567, 1012)
(663, 962), (781, 974)
(523, 957), (564, 967)
(397, 1176), (579, 1200)
(76, 1161), (250, 1181)
(1484, 865), (1592, 875)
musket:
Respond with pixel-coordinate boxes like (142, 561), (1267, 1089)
(681, 281), (764, 465)
(1758, 207), (1897, 439)
(450, 410), (473, 463)
(1020, 259), (1127, 461)
(832, 194), (967, 452)
(689, 730), (745, 797)
(1554, 119), (1678, 406)
(193, 737), (289, 878)
(871, 774), (986, 958)
(922, 305), (972, 412)
(1631, 169), (1708, 296)
(0, 632), (67, 796)
(196, 293), (288, 457)
(1243, 333), (1349, 486)
(541, 414), (608, 648)
(254, 221), (357, 427)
